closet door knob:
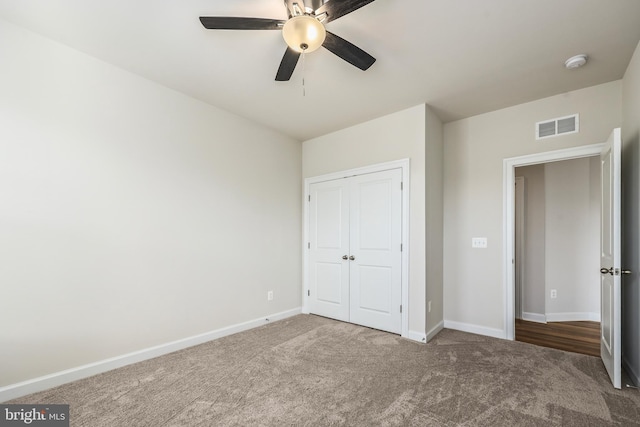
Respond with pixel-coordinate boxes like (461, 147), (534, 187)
(342, 255), (348, 260)
(349, 255), (355, 261)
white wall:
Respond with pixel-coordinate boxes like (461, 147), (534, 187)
(0, 19), (302, 388)
(302, 104), (440, 338)
(443, 81), (622, 335)
(622, 40), (640, 386)
(515, 164), (546, 318)
(544, 157), (600, 321)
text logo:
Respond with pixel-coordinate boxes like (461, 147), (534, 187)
(0, 405), (69, 427)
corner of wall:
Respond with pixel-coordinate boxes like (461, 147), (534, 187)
(424, 104), (444, 336)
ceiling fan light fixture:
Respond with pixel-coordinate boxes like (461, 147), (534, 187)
(282, 15), (326, 53)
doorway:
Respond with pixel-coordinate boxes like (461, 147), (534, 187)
(503, 144), (604, 340)
(513, 157), (601, 356)
(506, 130), (623, 388)
(515, 157), (601, 322)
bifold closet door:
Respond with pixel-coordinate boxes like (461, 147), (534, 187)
(308, 168), (402, 334)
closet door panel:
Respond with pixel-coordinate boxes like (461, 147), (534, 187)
(308, 180), (350, 322)
(349, 169), (402, 334)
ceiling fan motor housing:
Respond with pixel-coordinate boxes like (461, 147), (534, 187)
(307, 0), (326, 13)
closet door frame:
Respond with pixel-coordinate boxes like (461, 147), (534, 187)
(302, 159), (410, 339)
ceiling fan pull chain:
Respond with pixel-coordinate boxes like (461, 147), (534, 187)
(302, 51), (306, 97)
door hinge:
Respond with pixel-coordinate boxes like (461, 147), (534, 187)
(308, 195), (311, 202)
(400, 304), (402, 313)
(401, 182), (403, 190)
(401, 243), (403, 252)
(308, 242), (310, 249)
(308, 290), (310, 297)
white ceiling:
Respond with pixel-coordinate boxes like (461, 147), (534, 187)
(1, 0), (639, 141)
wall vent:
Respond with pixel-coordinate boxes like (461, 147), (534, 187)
(535, 114), (579, 140)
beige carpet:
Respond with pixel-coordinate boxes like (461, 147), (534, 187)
(10, 314), (640, 426)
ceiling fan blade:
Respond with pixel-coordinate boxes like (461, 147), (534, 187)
(315, 0), (376, 24)
(322, 31), (375, 71)
(199, 17), (285, 30)
(276, 47), (301, 81)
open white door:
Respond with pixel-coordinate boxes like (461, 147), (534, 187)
(600, 128), (622, 389)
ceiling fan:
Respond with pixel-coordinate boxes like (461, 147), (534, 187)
(199, 0), (377, 81)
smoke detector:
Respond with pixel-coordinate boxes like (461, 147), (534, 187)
(565, 54), (588, 69)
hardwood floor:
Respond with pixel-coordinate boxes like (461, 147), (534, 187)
(515, 319), (600, 357)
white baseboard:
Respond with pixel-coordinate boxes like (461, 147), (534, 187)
(522, 312), (547, 323)
(406, 330), (427, 343)
(623, 355), (640, 387)
(426, 321), (444, 342)
(443, 320), (505, 339)
(0, 307), (302, 403)
(545, 312), (600, 322)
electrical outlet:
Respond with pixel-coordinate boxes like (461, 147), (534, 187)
(472, 237), (488, 248)
(428, 301), (432, 313)
(550, 289), (557, 299)
(267, 291), (273, 301)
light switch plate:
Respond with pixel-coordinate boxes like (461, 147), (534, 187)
(472, 237), (488, 248)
